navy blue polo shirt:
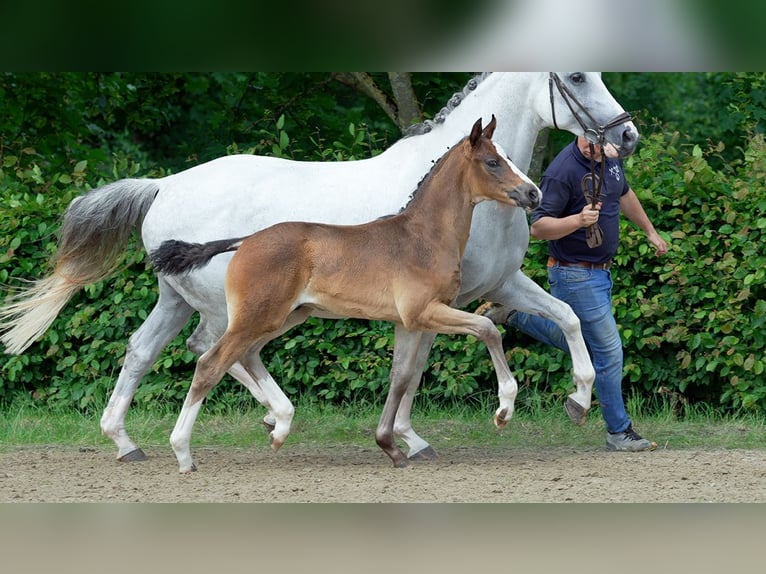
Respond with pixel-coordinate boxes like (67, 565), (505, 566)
(531, 139), (629, 264)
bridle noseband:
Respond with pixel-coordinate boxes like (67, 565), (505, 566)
(548, 73), (632, 147)
(548, 73), (633, 248)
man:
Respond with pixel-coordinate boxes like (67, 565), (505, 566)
(481, 135), (668, 451)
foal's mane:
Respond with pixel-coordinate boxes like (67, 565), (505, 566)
(402, 73), (492, 137)
(391, 132), (473, 217)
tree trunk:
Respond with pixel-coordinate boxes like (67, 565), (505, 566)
(331, 72), (422, 133)
(387, 72), (422, 130)
(528, 128), (550, 183)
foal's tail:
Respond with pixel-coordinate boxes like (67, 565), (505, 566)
(150, 237), (245, 276)
(0, 179), (160, 355)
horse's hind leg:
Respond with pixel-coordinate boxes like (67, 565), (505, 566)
(100, 277), (194, 461)
(239, 348), (295, 452)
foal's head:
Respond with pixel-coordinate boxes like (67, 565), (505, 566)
(462, 116), (541, 211)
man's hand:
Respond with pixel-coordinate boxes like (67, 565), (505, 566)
(648, 231), (668, 256)
(580, 202), (602, 228)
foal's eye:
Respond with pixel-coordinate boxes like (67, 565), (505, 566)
(486, 159), (499, 168)
(570, 72), (585, 84)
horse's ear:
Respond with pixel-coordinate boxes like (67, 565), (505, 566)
(482, 114), (497, 140)
(469, 117), (483, 147)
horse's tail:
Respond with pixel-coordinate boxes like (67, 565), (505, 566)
(150, 237), (245, 276)
(0, 179), (160, 355)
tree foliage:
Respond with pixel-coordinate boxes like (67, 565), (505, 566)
(1, 72), (764, 414)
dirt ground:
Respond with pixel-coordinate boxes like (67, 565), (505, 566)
(2, 443), (765, 502)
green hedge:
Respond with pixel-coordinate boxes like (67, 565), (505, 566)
(2, 127), (765, 413)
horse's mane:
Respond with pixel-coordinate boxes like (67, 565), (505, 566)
(402, 73), (492, 138)
(377, 73), (493, 220)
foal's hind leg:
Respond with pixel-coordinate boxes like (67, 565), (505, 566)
(236, 306), (314, 450)
(170, 330), (256, 473)
(101, 277), (194, 461)
(187, 317), (279, 432)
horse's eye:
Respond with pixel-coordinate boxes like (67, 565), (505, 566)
(570, 73), (585, 84)
(486, 159), (499, 168)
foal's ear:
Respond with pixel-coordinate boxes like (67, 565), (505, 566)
(482, 114), (497, 140)
(469, 117), (483, 147)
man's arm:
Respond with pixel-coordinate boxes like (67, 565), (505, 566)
(531, 203), (602, 241)
(620, 188), (668, 255)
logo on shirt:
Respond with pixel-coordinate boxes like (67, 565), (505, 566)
(609, 165), (622, 181)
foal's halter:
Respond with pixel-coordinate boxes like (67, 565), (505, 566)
(548, 73), (632, 248)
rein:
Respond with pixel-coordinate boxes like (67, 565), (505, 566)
(548, 73), (632, 248)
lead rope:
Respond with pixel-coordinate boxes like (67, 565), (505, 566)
(583, 142), (606, 248)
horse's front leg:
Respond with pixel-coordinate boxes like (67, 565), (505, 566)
(481, 270), (595, 424)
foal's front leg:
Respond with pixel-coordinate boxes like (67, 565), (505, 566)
(391, 330), (439, 460)
(375, 325), (427, 467)
(413, 304), (519, 429)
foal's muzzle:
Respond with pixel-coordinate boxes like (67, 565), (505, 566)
(508, 183), (541, 210)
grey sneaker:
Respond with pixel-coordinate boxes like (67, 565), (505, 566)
(606, 425), (657, 452)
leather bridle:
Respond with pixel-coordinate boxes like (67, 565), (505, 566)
(548, 73), (633, 248)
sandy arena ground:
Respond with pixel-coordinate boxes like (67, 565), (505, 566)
(2, 443), (765, 502)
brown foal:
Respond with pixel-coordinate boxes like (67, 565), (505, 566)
(151, 115), (541, 472)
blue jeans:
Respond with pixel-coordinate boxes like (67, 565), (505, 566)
(507, 264), (631, 434)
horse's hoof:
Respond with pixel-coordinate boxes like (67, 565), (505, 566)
(475, 301), (508, 324)
(393, 458), (410, 469)
(180, 463), (197, 474)
(565, 397), (589, 426)
(117, 448), (147, 462)
(493, 408), (509, 429)
(408, 446), (438, 461)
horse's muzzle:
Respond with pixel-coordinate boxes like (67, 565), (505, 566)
(607, 123), (639, 158)
(508, 183), (541, 210)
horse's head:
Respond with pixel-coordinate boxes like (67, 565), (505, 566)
(466, 115), (542, 211)
(544, 72), (639, 158)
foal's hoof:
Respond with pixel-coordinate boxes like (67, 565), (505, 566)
(180, 463), (198, 474)
(269, 433), (284, 452)
(262, 419), (276, 433)
(393, 458), (411, 469)
(493, 408), (509, 429)
(408, 446), (438, 461)
(565, 397), (589, 426)
(118, 448), (147, 462)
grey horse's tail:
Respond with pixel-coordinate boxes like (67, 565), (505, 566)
(150, 237), (245, 276)
(0, 179), (160, 354)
